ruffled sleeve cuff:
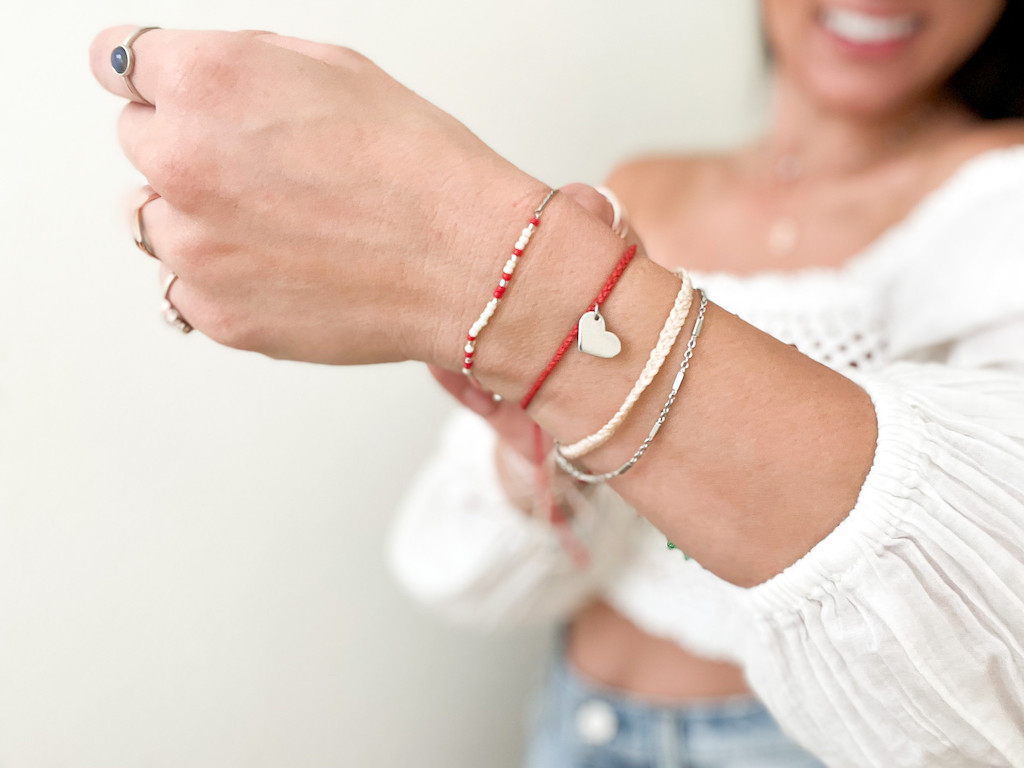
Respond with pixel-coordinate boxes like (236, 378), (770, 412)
(741, 364), (1024, 767)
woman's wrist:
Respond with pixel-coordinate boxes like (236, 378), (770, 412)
(426, 175), (686, 444)
(442, 188), (644, 396)
(436, 186), (877, 585)
(412, 164), (551, 369)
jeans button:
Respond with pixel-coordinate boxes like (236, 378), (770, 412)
(575, 699), (618, 745)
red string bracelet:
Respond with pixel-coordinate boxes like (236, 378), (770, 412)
(519, 244), (638, 411)
(521, 243), (638, 569)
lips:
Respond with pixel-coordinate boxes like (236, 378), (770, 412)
(819, 6), (922, 46)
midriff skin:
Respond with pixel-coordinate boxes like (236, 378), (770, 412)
(568, 600), (750, 700)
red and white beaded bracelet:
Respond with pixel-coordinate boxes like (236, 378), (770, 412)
(462, 189), (558, 380)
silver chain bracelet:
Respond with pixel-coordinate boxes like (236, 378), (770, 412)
(553, 289), (708, 485)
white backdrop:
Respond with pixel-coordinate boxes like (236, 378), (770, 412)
(0, 2), (763, 766)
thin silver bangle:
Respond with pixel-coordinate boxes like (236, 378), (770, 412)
(553, 290), (708, 485)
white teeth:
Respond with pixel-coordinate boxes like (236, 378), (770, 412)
(822, 7), (919, 44)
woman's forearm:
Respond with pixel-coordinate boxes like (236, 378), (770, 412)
(457, 191), (877, 587)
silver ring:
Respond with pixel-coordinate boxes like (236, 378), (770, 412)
(110, 27), (161, 106)
(133, 189), (161, 258)
(161, 273), (193, 334)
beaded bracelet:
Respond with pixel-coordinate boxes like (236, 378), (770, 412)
(462, 189), (558, 381)
(553, 290), (708, 484)
(558, 269), (694, 459)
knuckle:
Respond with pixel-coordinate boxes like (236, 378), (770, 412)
(146, 143), (195, 200)
(333, 45), (372, 71)
(163, 226), (208, 272)
(199, 304), (255, 351)
(144, 126), (215, 208)
(117, 106), (143, 159)
(168, 33), (249, 104)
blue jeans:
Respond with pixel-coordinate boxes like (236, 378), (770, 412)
(524, 641), (826, 768)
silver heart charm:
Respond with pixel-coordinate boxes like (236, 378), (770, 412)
(578, 310), (621, 358)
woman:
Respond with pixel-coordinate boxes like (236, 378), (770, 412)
(390, 3), (1024, 766)
(91, 1), (1024, 765)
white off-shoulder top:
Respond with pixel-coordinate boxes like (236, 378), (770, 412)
(389, 146), (1024, 767)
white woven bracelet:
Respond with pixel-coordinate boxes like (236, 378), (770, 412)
(558, 269), (694, 459)
(553, 290), (707, 485)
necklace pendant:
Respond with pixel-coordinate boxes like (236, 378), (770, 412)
(767, 216), (800, 257)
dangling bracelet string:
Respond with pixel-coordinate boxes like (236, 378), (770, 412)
(475, 213), (634, 565)
(522, 243), (637, 568)
(532, 422), (589, 567)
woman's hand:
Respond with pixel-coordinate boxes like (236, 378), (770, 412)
(90, 27), (541, 365)
(429, 365), (541, 457)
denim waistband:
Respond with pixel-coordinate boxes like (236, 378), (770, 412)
(525, 640), (826, 768)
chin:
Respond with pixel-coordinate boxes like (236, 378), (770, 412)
(765, 0), (1007, 120)
(803, 70), (930, 118)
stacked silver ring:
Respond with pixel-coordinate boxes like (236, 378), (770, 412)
(116, 29), (193, 335)
(110, 26), (160, 106)
(132, 190), (193, 334)
(133, 190), (160, 258)
(161, 273), (193, 334)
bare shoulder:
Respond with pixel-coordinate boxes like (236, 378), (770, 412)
(603, 152), (736, 228)
(958, 119), (1024, 151)
(932, 119), (1024, 180)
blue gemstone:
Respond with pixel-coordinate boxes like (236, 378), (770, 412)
(111, 46), (129, 74)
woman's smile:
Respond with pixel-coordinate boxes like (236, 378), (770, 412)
(818, 5), (923, 55)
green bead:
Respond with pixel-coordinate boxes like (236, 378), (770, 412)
(667, 539), (692, 560)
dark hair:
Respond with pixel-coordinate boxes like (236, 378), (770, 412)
(946, 2), (1024, 119)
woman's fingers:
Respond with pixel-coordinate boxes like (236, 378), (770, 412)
(254, 33), (360, 66)
(560, 182), (635, 244)
(153, 262), (198, 335)
(117, 102), (159, 175)
(91, 27), (285, 107)
(89, 24), (358, 108)
(429, 365), (498, 416)
(560, 183), (614, 225)
(128, 190), (195, 272)
(428, 365), (541, 458)
(130, 191), (206, 334)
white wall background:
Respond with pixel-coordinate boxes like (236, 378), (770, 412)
(0, 2), (764, 766)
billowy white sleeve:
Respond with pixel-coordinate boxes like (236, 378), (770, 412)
(737, 148), (1024, 767)
(388, 407), (639, 629)
(737, 213), (1024, 768)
